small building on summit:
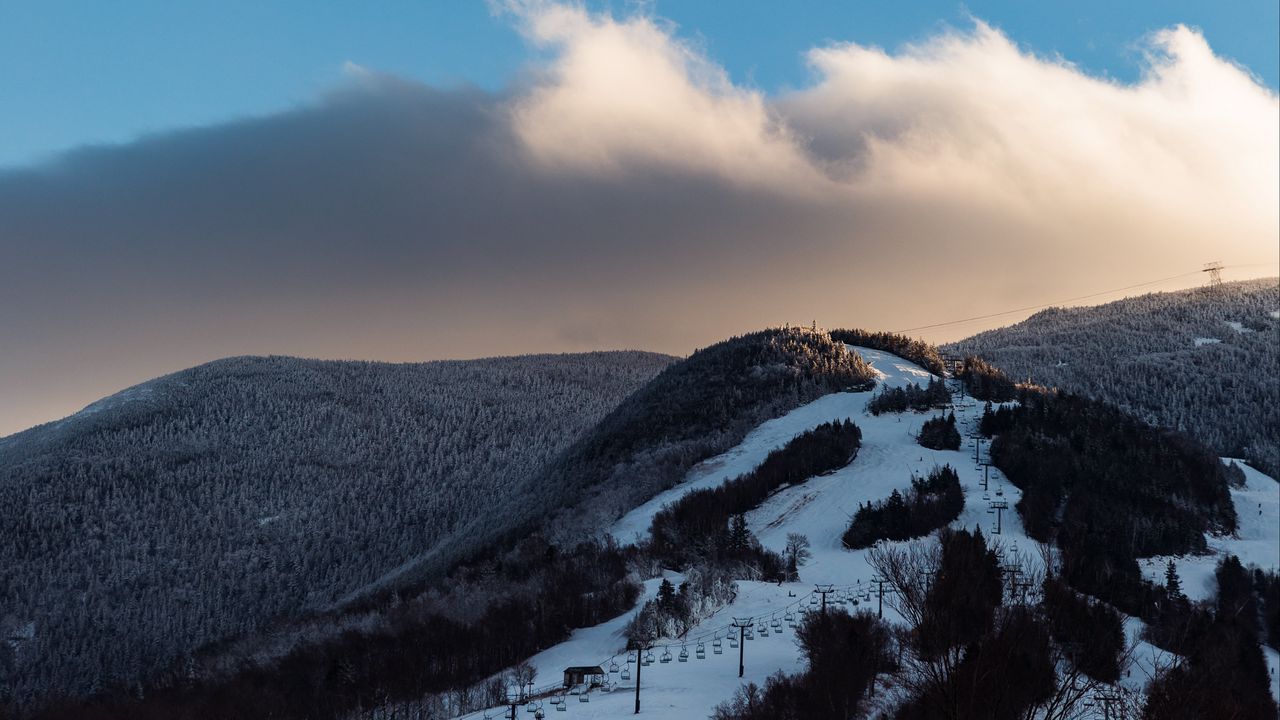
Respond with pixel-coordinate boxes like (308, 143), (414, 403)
(562, 665), (605, 688)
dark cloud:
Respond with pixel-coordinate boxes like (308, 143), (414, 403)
(1, 7), (1275, 435)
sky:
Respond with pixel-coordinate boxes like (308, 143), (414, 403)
(0, 1), (1277, 436)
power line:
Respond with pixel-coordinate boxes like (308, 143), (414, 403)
(893, 269), (1207, 334)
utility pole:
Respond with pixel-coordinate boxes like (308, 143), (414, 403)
(988, 500), (1008, 535)
(731, 617), (753, 678)
(871, 577), (890, 618)
(814, 584), (834, 613)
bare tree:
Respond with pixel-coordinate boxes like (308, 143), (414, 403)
(784, 533), (812, 580)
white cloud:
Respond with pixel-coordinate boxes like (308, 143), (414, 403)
(507, 4), (1278, 266)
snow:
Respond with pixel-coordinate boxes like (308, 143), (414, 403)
(1224, 320), (1253, 333)
(466, 346), (1278, 718)
(1193, 337), (1221, 346)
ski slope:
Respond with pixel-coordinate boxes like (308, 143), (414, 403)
(464, 346), (1278, 718)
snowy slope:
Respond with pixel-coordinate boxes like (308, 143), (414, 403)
(465, 346), (1278, 718)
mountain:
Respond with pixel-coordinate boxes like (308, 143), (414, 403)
(944, 278), (1279, 477)
(0, 351), (672, 710)
(3, 328), (875, 716)
(11, 330), (1278, 719)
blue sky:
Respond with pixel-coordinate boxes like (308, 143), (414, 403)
(2, 0), (1276, 169)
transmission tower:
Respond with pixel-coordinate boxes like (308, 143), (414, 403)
(1203, 261), (1224, 289)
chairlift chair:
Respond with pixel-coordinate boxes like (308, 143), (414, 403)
(660, 649), (673, 664)
(620, 667), (631, 681)
(608, 661), (620, 674)
(644, 650), (655, 665)
(696, 641), (706, 659)
(729, 635), (740, 649)
(713, 638), (724, 654)
(678, 645), (689, 662)
(579, 690), (589, 703)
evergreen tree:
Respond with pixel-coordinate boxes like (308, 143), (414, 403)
(1165, 560), (1184, 600)
(657, 579), (677, 613)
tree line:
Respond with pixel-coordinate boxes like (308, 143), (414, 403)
(648, 419), (861, 570)
(867, 378), (951, 415)
(842, 465), (963, 550)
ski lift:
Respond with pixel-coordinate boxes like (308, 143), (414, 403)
(621, 667), (631, 681)
(770, 617), (782, 630)
(744, 627), (755, 641)
(678, 645), (689, 662)
(608, 661), (620, 674)
(660, 649), (673, 664)
(696, 641), (706, 659)
(644, 650), (655, 665)
(713, 638), (724, 654)
(557, 698), (567, 712)
(579, 690), (589, 703)
(627, 651), (635, 664)
(758, 622), (769, 637)
(809, 595), (819, 607)
(526, 700), (538, 713)
(729, 635), (740, 649)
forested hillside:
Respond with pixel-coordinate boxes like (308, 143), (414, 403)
(16, 328), (874, 719)
(946, 278), (1279, 476)
(0, 351), (671, 712)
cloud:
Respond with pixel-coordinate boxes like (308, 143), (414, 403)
(1, 3), (1276, 435)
